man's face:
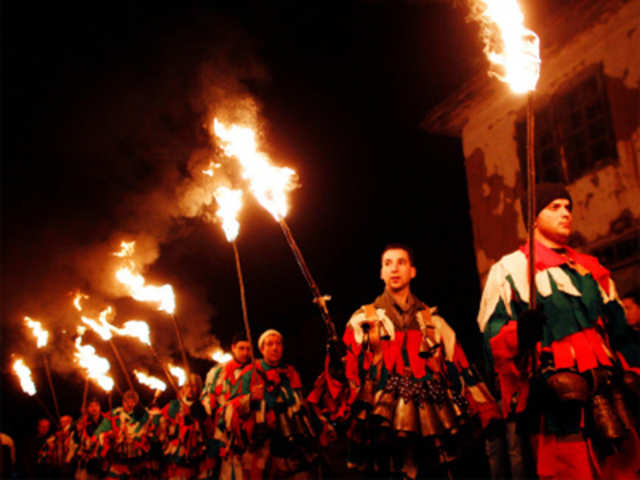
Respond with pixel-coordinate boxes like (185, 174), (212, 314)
(380, 248), (416, 293)
(260, 334), (283, 366)
(232, 340), (252, 364)
(622, 298), (640, 331)
(38, 419), (51, 436)
(535, 198), (572, 246)
(123, 396), (137, 413)
(87, 401), (101, 418)
(60, 416), (72, 429)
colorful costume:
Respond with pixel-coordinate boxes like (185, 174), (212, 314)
(93, 405), (154, 479)
(74, 413), (104, 480)
(478, 241), (640, 479)
(37, 420), (78, 477)
(202, 358), (317, 480)
(156, 398), (207, 480)
(310, 290), (499, 478)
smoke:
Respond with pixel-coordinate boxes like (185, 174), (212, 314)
(1, 11), (270, 384)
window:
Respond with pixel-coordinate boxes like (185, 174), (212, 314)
(590, 229), (640, 270)
(516, 64), (617, 184)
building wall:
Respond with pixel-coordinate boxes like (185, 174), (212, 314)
(461, 1), (640, 289)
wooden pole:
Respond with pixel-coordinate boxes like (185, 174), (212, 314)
(232, 241), (255, 363)
(41, 354), (61, 422)
(108, 340), (135, 392)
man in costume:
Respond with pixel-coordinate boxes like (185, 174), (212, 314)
(310, 244), (499, 479)
(621, 290), (640, 333)
(200, 333), (255, 479)
(157, 374), (207, 480)
(74, 397), (105, 480)
(93, 389), (154, 479)
(477, 182), (640, 479)
(242, 329), (317, 480)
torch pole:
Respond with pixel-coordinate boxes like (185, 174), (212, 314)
(232, 241), (256, 363)
(170, 314), (191, 385)
(41, 354), (61, 422)
(526, 92), (538, 374)
(278, 219), (338, 342)
(526, 91), (536, 311)
(149, 345), (179, 394)
(81, 376), (89, 414)
(108, 340), (135, 392)
(33, 393), (56, 423)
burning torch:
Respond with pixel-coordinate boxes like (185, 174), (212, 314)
(212, 119), (338, 343)
(25, 317), (61, 422)
(12, 357), (55, 422)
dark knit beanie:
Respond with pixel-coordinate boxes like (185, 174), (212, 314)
(521, 182), (572, 224)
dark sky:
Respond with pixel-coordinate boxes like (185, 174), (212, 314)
(2, 1), (491, 437)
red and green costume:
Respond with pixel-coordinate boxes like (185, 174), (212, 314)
(478, 241), (640, 479)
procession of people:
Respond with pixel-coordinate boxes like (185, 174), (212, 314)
(6, 183), (639, 479)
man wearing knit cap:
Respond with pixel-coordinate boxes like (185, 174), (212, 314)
(478, 182), (640, 479)
(233, 328), (317, 479)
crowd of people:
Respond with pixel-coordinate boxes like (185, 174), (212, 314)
(3, 182), (640, 479)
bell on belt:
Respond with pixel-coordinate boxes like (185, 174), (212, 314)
(372, 390), (396, 426)
(435, 401), (457, 433)
(419, 332), (439, 359)
(611, 388), (635, 431)
(393, 397), (419, 436)
(356, 376), (376, 407)
(591, 393), (625, 443)
(546, 371), (589, 402)
(418, 401), (445, 437)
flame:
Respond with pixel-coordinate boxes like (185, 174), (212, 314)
(202, 161), (222, 177)
(74, 335), (114, 392)
(119, 320), (151, 346)
(73, 293), (89, 312)
(113, 241), (136, 258)
(213, 119), (297, 221)
(168, 364), (186, 386)
(24, 316), (49, 348)
(470, 0), (540, 93)
(134, 370), (166, 392)
(115, 267), (176, 314)
(215, 187), (243, 242)
(211, 350), (232, 364)
(81, 306), (114, 341)
(12, 358), (37, 396)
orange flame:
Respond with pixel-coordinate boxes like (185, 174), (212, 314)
(215, 187), (243, 242)
(134, 370), (166, 392)
(113, 241), (136, 258)
(168, 364), (186, 386)
(202, 161), (222, 177)
(74, 333), (114, 392)
(119, 320), (151, 346)
(73, 293), (89, 312)
(211, 350), (232, 364)
(115, 267), (176, 314)
(81, 306), (114, 341)
(213, 119), (297, 221)
(12, 358), (37, 396)
(25, 316), (49, 348)
(470, 0), (540, 93)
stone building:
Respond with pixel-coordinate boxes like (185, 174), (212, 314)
(422, 0), (639, 294)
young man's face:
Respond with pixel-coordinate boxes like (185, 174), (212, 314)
(260, 334), (283, 366)
(535, 198), (572, 246)
(87, 401), (101, 418)
(37, 419), (51, 436)
(622, 297), (640, 331)
(231, 340), (252, 364)
(123, 396), (137, 413)
(380, 248), (416, 293)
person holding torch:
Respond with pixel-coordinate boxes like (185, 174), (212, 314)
(477, 183), (640, 479)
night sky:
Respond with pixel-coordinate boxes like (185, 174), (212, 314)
(2, 1), (498, 447)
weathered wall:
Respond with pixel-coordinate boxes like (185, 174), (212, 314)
(461, 1), (640, 285)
